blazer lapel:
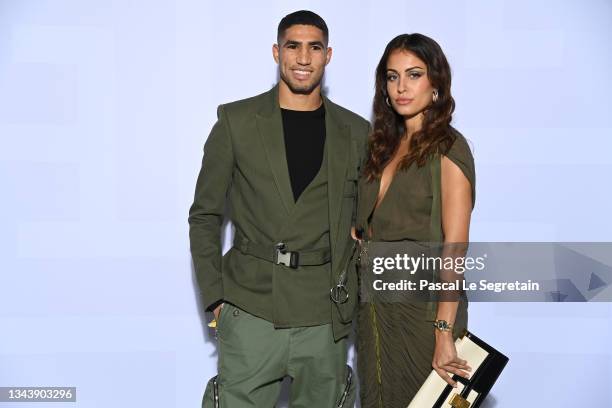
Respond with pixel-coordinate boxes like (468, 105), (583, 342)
(256, 86), (295, 215)
(360, 177), (380, 228)
(324, 97), (351, 255)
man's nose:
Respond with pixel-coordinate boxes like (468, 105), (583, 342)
(296, 48), (311, 65)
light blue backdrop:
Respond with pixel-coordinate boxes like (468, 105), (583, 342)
(1, 0), (610, 407)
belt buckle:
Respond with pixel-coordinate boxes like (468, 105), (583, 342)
(275, 243), (299, 268)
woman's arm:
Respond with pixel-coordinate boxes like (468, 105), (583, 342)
(431, 155), (473, 387)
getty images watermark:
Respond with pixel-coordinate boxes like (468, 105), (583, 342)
(371, 251), (539, 293)
(359, 242), (612, 302)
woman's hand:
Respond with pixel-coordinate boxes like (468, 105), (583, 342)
(432, 331), (471, 387)
(350, 227), (360, 242)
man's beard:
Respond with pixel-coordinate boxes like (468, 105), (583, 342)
(280, 70), (323, 95)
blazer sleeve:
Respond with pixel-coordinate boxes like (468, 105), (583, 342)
(352, 121), (371, 226)
(188, 105), (234, 311)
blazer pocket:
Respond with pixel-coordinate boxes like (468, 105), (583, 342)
(343, 179), (357, 197)
(343, 166), (359, 197)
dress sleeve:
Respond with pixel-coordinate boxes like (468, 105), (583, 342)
(443, 130), (476, 208)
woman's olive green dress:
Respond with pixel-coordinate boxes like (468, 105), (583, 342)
(355, 130), (475, 408)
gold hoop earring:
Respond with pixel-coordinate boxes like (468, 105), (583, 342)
(385, 96), (391, 107)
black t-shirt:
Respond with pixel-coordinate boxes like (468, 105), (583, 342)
(281, 103), (326, 202)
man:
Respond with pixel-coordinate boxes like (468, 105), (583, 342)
(189, 10), (369, 407)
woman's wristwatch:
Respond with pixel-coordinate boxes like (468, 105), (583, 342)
(432, 319), (453, 332)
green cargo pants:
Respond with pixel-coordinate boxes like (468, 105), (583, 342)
(202, 303), (355, 408)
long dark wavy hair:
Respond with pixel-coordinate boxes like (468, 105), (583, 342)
(363, 33), (457, 181)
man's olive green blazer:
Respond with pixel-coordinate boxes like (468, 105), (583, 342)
(188, 85), (369, 340)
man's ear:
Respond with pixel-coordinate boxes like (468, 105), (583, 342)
(325, 46), (333, 65)
(272, 44), (280, 64)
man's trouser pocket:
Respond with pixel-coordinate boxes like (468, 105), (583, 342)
(335, 365), (356, 408)
(201, 375), (219, 408)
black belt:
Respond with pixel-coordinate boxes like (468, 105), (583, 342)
(233, 234), (331, 268)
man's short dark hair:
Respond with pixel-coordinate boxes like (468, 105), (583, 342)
(277, 10), (329, 45)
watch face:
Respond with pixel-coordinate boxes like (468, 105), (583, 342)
(435, 320), (450, 330)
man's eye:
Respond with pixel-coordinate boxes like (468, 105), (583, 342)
(287, 44), (297, 49)
(312, 45), (322, 50)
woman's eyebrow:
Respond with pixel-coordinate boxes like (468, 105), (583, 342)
(386, 66), (425, 73)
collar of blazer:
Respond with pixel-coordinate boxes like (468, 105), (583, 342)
(255, 84), (352, 255)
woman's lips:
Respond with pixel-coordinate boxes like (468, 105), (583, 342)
(395, 98), (413, 105)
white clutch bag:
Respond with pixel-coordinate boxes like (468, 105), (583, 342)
(407, 331), (509, 408)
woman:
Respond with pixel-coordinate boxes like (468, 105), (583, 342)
(354, 33), (475, 408)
